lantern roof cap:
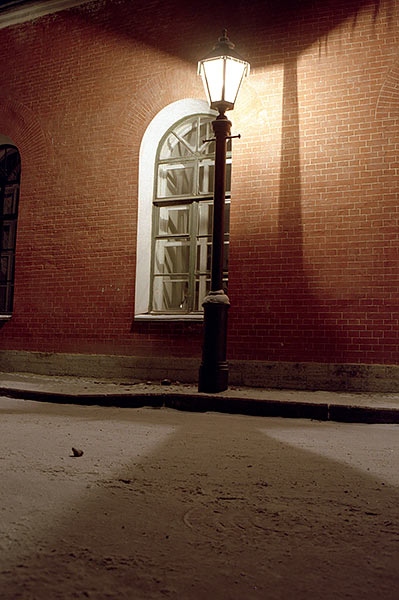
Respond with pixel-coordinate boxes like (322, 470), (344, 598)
(200, 29), (247, 63)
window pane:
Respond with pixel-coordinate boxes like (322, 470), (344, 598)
(199, 160), (231, 194)
(199, 120), (215, 155)
(1, 222), (16, 250)
(0, 147), (20, 183)
(154, 239), (190, 274)
(196, 239), (229, 273)
(153, 276), (189, 312)
(0, 253), (13, 312)
(199, 160), (214, 194)
(157, 163), (194, 197)
(3, 185), (18, 215)
(5, 148), (21, 182)
(196, 238), (211, 272)
(226, 161), (231, 193)
(0, 285), (10, 313)
(159, 133), (192, 159)
(0, 255), (10, 280)
(158, 205), (189, 236)
(225, 202), (230, 236)
(174, 118), (198, 153)
(223, 241), (229, 272)
(198, 201), (230, 236)
(0, 145), (20, 315)
(198, 202), (212, 236)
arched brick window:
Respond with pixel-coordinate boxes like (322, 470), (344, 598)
(135, 99), (231, 321)
(150, 114), (231, 315)
(0, 144), (21, 316)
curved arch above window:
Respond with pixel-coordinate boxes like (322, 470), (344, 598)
(0, 143), (21, 318)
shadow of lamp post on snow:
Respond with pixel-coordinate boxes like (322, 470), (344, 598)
(197, 31), (250, 393)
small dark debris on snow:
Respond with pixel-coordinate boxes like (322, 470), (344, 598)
(71, 447), (84, 457)
(161, 379), (172, 386)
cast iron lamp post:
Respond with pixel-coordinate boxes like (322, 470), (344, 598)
(198, 30), (250, 392)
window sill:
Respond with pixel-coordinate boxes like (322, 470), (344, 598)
(135, 313), (203, 323)
(0, 314), (12, 321)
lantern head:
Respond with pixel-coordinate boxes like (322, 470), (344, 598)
(198, 30), (250, 113)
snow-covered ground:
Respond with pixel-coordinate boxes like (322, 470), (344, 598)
(0, 396), (398, 599)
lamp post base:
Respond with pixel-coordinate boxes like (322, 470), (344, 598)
(198, 290), (230, 393)
(198, 361), (229, 393)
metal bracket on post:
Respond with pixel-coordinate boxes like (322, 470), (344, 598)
(202, 134), (241, 144)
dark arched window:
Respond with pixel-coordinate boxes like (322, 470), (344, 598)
(0, 144), (21, 315)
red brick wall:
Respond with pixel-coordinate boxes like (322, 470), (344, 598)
(0, 0), (397, 364)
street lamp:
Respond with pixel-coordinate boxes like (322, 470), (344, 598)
(198, 30), (250, 393)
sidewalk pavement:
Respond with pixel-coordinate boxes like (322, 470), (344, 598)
(0, 371), (398, 424)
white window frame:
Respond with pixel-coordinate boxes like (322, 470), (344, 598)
(134, 99), (216, 322)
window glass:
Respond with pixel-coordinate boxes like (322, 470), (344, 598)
(157, 163), (194, 197)
(199, 121), (215, 155)
(1, 221), (16, 250)
(0, 144), (20, 315)
(158, 205), (190, 236)
(198, 201), (230, 236)
(3, 184), (18, 215)
(173, 118), (198, 153)
(151, 116), (231, 314)
(198, 160), (214, 195)
(154, 239), (190, 275)
(152, 276), (189, 312)
(159, 133), (192, 160)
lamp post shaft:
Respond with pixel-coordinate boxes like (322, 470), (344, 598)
(211, 114), (230, 290)
(198, 113), (231, 393)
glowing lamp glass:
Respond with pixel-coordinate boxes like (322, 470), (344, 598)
(199, 55), (249, 112)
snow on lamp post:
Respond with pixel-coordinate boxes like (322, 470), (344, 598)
(198, 30), (250, 393)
